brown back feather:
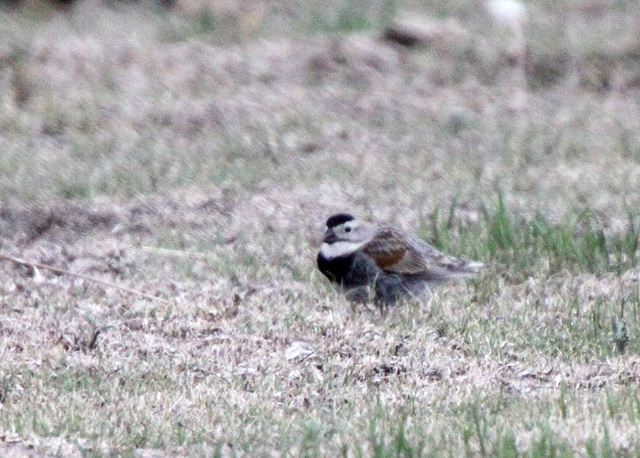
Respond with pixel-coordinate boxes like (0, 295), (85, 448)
(362, 226), (479, 280)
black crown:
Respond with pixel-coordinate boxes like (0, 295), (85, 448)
(326, 213), (355, 228)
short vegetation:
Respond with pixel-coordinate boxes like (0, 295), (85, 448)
(1, 0), (640, 455)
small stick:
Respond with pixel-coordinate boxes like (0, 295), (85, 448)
(175, 420), (220, 444)
(0, 253), (168, 304)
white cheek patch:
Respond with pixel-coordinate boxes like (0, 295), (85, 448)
(320, 241), (365, 259)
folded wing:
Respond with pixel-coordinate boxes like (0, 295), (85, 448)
(362, 226), (482, 281)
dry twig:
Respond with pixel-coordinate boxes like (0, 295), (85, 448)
(0, 253), (168, 303)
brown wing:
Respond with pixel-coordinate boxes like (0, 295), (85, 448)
(362, 226), (481, 281)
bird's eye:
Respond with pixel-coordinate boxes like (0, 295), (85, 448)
(345, 227), (352, 233)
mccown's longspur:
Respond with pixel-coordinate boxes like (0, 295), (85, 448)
(317, 213), (483, 306)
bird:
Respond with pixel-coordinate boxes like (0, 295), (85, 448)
(317, 213), (483, 306)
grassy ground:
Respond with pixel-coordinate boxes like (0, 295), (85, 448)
(2, 0), (640, 456)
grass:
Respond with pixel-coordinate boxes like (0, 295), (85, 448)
(304, 0), (398, 35)
(1, 0), (640, 456)
(425, 196), (640, 281)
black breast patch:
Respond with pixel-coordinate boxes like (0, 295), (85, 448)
(317, 251), (380, 288)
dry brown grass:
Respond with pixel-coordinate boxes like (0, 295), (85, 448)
(2, 0), (640, 455)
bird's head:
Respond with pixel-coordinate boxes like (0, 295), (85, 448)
(320, 213), (374, 258)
